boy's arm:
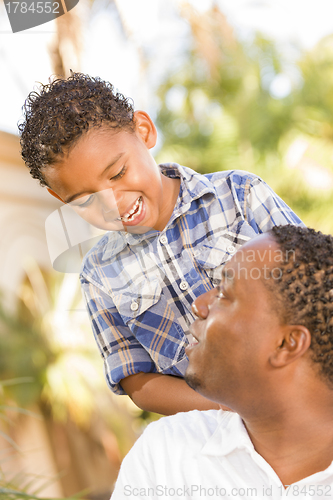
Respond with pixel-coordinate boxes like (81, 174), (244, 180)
(121, 372), (221, 415)
(81, 276), (224, 414)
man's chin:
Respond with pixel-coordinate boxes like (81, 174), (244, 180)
(184, 372), (202, 392)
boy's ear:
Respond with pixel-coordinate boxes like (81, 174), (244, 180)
(269, 325), (311, 368)
(133, 111), (157, 149)
(47, 188), (64, 203)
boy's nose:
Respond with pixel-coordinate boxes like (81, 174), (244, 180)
(192, 288), (216, 319)
(97, 188), (119, 213)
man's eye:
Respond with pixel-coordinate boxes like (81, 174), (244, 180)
(216, 285), (225, 299)
(111, 166), (126, 181)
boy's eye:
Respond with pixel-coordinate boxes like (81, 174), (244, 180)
(111, 166), (126, 181)
(73, 194), (95, 208)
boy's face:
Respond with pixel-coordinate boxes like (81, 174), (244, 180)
(45, 111), (179, 233)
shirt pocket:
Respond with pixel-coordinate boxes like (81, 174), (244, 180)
(192, 221), (259, 284)
(113, 277), (187, 371)
(113, 277), (162, 324)
(193, 235), (241, 285)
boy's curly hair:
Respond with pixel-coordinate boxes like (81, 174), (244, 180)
(18, 72), (135, 187)
(269, 225), (333, 385)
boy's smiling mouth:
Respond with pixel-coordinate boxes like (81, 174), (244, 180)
(118, 196), (144, 224)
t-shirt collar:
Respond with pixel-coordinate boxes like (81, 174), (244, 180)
(200, 411), (255, 457)
(201, 411), (333, 483)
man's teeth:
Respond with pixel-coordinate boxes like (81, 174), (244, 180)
(121, 197), (143, 222)
(187, 333), (199, 345)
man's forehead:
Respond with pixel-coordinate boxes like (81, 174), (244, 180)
(221, 234), (285, 285)
(235, 234), (282, 264)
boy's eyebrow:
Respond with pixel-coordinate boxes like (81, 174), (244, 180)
(64, 152), (125, 204)
(98, 152), (125, 178)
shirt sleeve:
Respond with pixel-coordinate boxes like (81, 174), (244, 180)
(80, 276), (156, 395)
(244, 175), (304, 233)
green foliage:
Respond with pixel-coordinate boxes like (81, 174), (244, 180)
(155, 7), (333, 234)
(0, 267), (107, 425)
(0, 308), (52, 407)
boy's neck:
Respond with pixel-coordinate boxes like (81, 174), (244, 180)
(155, 176), (181, 231)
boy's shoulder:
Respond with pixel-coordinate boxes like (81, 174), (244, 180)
(162, 163), (262, 197)
(174, 164), (261, 189)
(199, 168), (262, 189)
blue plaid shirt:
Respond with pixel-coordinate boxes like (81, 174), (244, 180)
(80, 164), (302, 395)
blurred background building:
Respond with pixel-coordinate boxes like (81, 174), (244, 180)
(0, 0), (333, 498)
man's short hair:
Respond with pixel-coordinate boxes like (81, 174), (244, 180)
(18, 72), (134, 187)
(270, 225), (333, 384)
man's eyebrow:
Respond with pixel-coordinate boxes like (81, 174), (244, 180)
(221, 268), (234, 284)
(64, 152), (125, 204)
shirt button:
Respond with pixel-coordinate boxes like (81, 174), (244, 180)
(160, 235), (168, 244)
(227, 245), (236, 254)
(130, 301), (139, 311)
(180, 281), (188, 291)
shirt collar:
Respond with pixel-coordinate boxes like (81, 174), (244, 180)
(200, 411), (255, 457)
(201, 411), (333, 483)
(160, 163), (215, 214)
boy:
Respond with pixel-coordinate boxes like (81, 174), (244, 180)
(19, 72), (303, 415)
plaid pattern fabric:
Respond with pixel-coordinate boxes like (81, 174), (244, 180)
(80, 164), (303, 395)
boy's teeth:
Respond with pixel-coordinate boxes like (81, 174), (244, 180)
(121, 197), (142, 222)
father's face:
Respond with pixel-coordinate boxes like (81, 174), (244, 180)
(185, 234), (285, 411)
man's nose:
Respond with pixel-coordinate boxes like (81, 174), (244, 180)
(192, 288), (216, 319)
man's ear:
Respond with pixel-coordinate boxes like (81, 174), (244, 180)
(133, 110), (157, 149)
(269, 325), (311, 368)
(47, 188), (64, 203)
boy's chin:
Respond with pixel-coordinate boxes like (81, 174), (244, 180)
(94, 221), (154, 235)
(124, 224), (155, 235)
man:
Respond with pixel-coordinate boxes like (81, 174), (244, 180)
(111, 225), (333, 499)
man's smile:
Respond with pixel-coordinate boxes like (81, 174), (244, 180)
(185, 327), (200, 354)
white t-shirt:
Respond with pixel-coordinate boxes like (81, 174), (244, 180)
(111, 410), (333, 500)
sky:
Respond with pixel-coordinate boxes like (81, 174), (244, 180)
(0, 0), (333, 135)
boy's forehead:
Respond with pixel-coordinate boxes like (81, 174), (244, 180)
(44, 127), (129, 187)
(71, 125), (123, 151)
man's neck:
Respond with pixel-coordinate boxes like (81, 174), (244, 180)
(242, 394), (333, 486)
